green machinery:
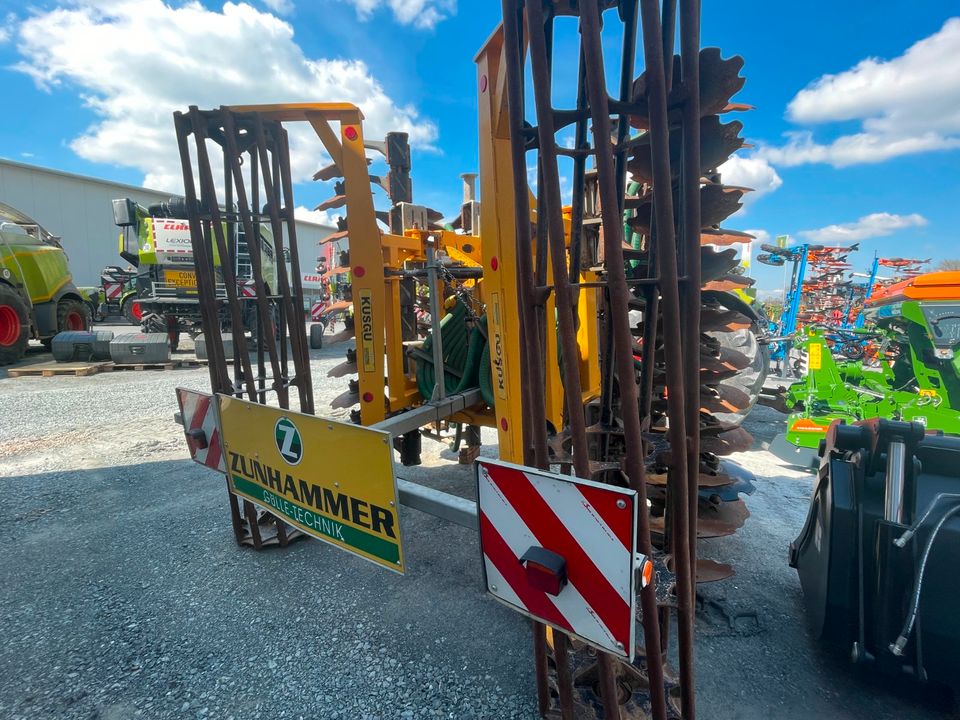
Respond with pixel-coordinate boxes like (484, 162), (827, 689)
(772, 271), (960, 464)
(0, 202), (90, 365)
(112, 197), (277, 346)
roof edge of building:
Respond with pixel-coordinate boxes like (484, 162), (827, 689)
(0, 157), (334, 231)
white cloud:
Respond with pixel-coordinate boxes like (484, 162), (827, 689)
(262, 0), (294, 14)
(798, 213), (928, 243)
(760, 130), (960, 168)
(744, 228), (770, 246)
(344, 0), (456, 30)
(13, 1), (438, 192)
(0, 13), (15, 43)
(717, 154), (782, 209)
(294, 205), (337, 227)
(762, 18), (960, 167)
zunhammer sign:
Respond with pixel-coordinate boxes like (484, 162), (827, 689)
(218, 396), (405, 573)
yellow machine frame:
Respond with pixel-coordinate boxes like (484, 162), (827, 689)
(228, 97), (601, 464)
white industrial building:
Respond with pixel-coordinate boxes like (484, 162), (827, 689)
(0, 158), (335, 292)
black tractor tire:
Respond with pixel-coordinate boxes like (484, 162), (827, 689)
(310, 321), (326, 349)
(58, 298), (91, 333)
(86, 299), (102, 323)
(0, 284), (30, 366)
(41, 298), (91, 350)
(706, 326), (768, 429)
(121, 296), (140, 325)
(140, 312), (167, 334)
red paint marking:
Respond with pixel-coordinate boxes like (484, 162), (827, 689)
(188, 395), (209, 432)
(205, 429), (222, 470)
(487, 465), (631, 645)
(575, 484), (633, 552)
(480, 510), (573, 633)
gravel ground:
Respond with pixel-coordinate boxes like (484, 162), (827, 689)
(0, 326), (955, 719)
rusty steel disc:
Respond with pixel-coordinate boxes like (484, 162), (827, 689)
(326, 360), (358, 378)
(695, 559), (735, 583)
(697, 499), (750, 537)
(330, 389), (359, 410)
(701, 227), (756, 246)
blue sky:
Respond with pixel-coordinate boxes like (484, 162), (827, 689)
(0, 0), (957, 293)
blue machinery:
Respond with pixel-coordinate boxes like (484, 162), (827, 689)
(767, 243), (809, 369)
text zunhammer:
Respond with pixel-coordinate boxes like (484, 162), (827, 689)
(229, 451), (397, 539)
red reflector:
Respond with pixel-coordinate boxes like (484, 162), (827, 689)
(500, 417), (508, 431)
(490, 256), (498, 271)
(345, 126), (358, 141)
(354, 265), (366, 278)
(519, 547), (567, 597)
(362, 392), (374, 403)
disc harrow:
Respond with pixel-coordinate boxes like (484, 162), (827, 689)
(170, 0), (768, 713)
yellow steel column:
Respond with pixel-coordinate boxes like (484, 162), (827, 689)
(336, 109), (387, 424)
(476, 29), (525, 463)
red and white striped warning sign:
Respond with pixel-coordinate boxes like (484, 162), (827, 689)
(311, 300), (328, 321)
(476, 459), (638, 658)
(175, 388), (224, 472)
(104, 282), (123, 300)
(239, 281), (257, 298)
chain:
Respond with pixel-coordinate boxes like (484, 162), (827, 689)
(438, 261), (484, 321)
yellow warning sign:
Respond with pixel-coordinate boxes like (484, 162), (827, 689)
(218, 396), (404, 573)
(808, 342), (822, 371)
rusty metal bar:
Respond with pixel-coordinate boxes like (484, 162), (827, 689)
(567, 49), (589, 284)
(250, 149), (267, 404)
(615, 0), (640, 205)
(276, 127), (315, 414)
(553, 631), (576, 720)
(661, 0), (677, 91)
(532, 622), (551, 716)
(525, 0), (590, 479)
(525, 3), (625, 717)
(186, 108), (259, 403)
(219, 110), (287, 402)
(174, 113), (229, 396)
(637, 0), (696, 716)
(500, 1), (553, 709)
(578, 3), (669, 720)
(252, 115), (300, 409)
(265, 128), (291, 389)
(679, 0), (702, 612)
(173, 110), (246, 546)
(500, 0), (550, 471)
